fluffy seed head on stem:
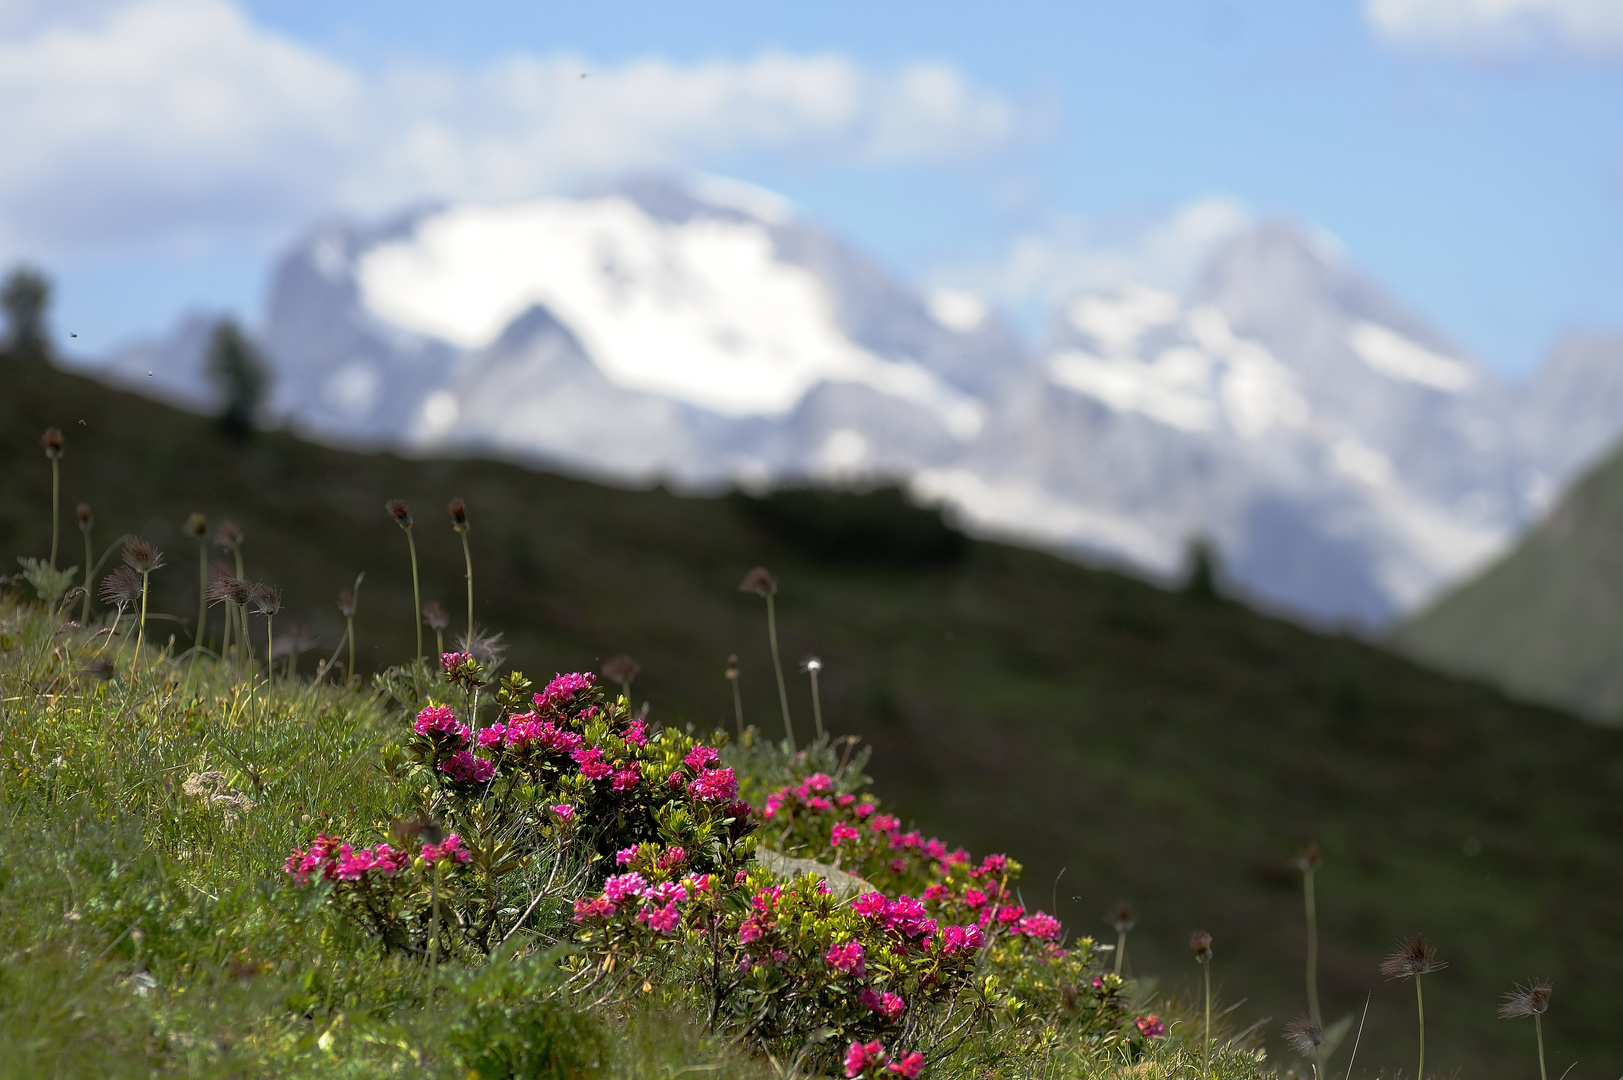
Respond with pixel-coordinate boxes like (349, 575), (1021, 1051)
(456, 628), (506, 669)
(336, 590), (356, 618)
(76, 503), (93, 531)
(447, 497), (469, 532)
(1498, 981), (1552, 1019)
(1110, 902), (1135, 934)
(725, 654), (739, 680)
(1295, 841), (1322, 872)
(739, 566), (777, 597)
(1380, 934), (1447, 980)
(213, 521), (243, 550)
(422, 601), (449, 632)
(247, 582), (282, 617)
(385, 499), (412, 528)
(99, 566), (142, 608)
(1189, 930), (1213, 964)
(1283, 1015), (1325, 1054)
(602, 654), (641, 685)
(39, 427), (63, 459)
(799, 655), (822, 674)
(184, 513), (207, 539)
(207, 569), (249, 607)
(121, 537), (166, 574)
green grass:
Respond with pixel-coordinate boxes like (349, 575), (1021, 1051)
(3, 347), (1621, 1074)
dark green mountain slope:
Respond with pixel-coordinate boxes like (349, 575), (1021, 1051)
(5, 348), (1621, 1073)
(1394, 442), (1623, 722)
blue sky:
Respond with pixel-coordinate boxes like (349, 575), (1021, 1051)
(3, 0), (1621, 374)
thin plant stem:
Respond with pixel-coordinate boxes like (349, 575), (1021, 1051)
(232, 548), (251, 667)
(1114, 929), (1127, 976)
(808, 666), (825, 742)
(1305, 865), (1321, 1025)
(1204, 962), (1212, 1080)
(1343, 994), (1370, 1080)
(194, 541), (208, 652)
(731, 676), (744, 740)
(433, 625), (444, 660)
(49, 456), (59, 571)
(135, 571), (150, 658)
(1416, 975), (1426, 1080)
(1535, 1013), (1547, 1080)
(405, 526), (423, 687)
(346, 610), (356, 685)
(221, 600), (234, 664)
(264, 614), (274, 686)
(765, 593), (794, 751)
(459, 530), (474, 644)
(80, 528), (92, 625)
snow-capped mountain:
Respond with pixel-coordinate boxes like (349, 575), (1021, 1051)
(88, 175), (1623, 628)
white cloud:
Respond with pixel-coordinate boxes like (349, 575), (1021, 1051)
(0, 0), (1020, 256)
(1365, 0), (1623, 58)
(928, 196), (1252, 328)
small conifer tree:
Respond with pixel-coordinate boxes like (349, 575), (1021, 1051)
(206, 319), (269, 439)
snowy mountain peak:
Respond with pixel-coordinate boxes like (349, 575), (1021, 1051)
(87, 179), (1623, 630)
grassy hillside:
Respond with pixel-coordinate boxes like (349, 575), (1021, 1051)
(1394, 442), (1623, 722)
(5, 346), (1622, 1074)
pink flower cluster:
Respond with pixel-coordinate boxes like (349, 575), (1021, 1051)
(439, 749), (496, 783)
(852, 893), (936, 942)
(572, 866), (713, 937)
(413, 704), (469, 745)
(534, 671), (595, 712)
(501, 714), (584, 754)
(859, 987), (907, 1022)
(844, 1041), (922, 1080)
(283, 832), (469, 886)
(440, 651), (474, 671)
(1134, 1014), (1166, 1038)
(825, 940), (866, 975)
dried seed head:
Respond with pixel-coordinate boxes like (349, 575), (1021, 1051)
(422, 601), (449, 631)
(1282, 1015), (1325, 1054)
(385, 499), (412, 527)
(457, 628), (506, 669)
(121, 537), (166, 574)
(391, 816), (446, 848)
(1110, 902), (1135, 934)
(1295, 841), (1322, 873)
(99, 566), (142, 608)
(336, 590), (355, 618)
(1498, 980), (1553, 1019)
(79, 657), (116, 683)
(184, 512), (207, 538)
(39, 427), (64, 459)
(76, 503), (93, 531)
(725, 653), (739, 680)
(213, 521), (242, 549)
(1189, 930), (1213, 963)
(207, 567), (249, 606)
(247, 581), (282, 616)
(800, 655), (823, 674)
(447, 497), (469, 531)
(602, 654), (641, 684)
(1380, 935), (1448, 980)
(739, 566), (777, 597)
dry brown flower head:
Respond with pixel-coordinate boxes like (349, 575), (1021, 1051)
(39, 427), (63, 458)
(739, 566), (777, 597)
(1498, 980), (1552, 1019)
(1110, 902), (1135, 934)
(76, 503), (93, 530)
(121, 537), (166, 574)
(447, 497), (469, 531)
(1189, 930), (1213, 963)
(602, 654), (641, 684)
(1282, 1015), (1325, 1054)
(99, 566), (142, 608)
(213, 521), (243, 549)
(1295, 841), (1322, 872)
(184, 513), (207, 538)
(1380, 934), (1448, 980)
(247, 581), (282, 616)
(725, 653), (740, 680)
(385, 499), (412, 527)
